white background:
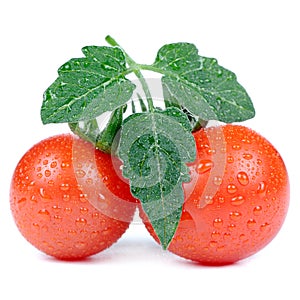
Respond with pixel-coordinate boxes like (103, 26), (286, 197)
(1, 0), (299, 299)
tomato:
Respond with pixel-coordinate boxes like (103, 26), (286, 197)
(140, 125), (289, 265)
(10, 134), (137, 260)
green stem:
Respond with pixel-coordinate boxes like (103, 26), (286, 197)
(105, 35), (154, 112)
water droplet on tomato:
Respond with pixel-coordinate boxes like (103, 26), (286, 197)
(231, 195), (245, 206)
(228, 224), (236, 231)
(257, 159), (263, 165)
(209, 240), (218, 247)
(247, 219), (257, 229)
(196, 159), (214, 174)
(54, 215), (62, 223)
(50, 161), (57, 168)
(76, 170), (86, 178)
(243, 153), (253, 160)
(62, 194), (70, 201)
(224, 232), (231, 240)
(239, 234), (246, 240)
(253, 206), (262, 216)
(38, 209), (50, 220)
(213, 218), (223, 228)
(257, 181), (267, 194)
(43, 160), (48, 165)
(213, 176), (223, 186)
(227, 184), (237, 194)
(232, 144), (241, 150)
(65, 207), (72, 214)
(211, 231), (220, 240)
(86, 178), (93, 185)
(79, 193), (88, 202)
(75, 218), (87, 227)
(260, 223), (270, 231)
(59, 183), (70, 191)
(229, 211), (242, 221)
(227, 155), (234, 163)
(80, 207), (89, 215)
(237, 171), (249, 186)
(39, 188), (52, 201)
(61, 162), (70, 169)
(204, 195), (214, 205)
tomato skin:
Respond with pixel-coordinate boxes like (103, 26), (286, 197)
(10, 134), (136, 260)
(140, 125), (289, 265)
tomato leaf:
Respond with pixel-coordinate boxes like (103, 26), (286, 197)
(152, 43), (255, 123)
(41, 46), (135, 124)
(118, 107), (196, 249)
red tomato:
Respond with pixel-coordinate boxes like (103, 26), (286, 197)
(10, 134), (137, 260)
(140, 125), (289, 265)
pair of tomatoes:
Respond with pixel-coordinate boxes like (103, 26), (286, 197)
(10, 125), (289, 265)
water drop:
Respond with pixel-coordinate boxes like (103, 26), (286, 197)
(213, 218), (223, 228)
(48, 180), (54, 186)
(52, 205), (61, 212)
(61, 162), (70, 169)
(209, 241), (218, 248)
(211, 231), (220, 239)
(223, 232), (231, 240)
(65, 207), (72, 214)
(99, 193), (106, 201)
(39, 188), (52, 201)
(229, 211), (242, 221)
(38, 209), (50, 220)
(92, 212), (99, 219)
(76, 170), (86, 178)
(196, 160), (214, 174)
(54, 215), (62, 223)
(253, 206), (262, 216)
(257, 181), (267, 194)
(239, 234), (246, 240)
(231, 195), (245, 206)
(213, 176), (223, 186)
(62, 194), (70, 201)
(227, 156), (234, 163)
(50, 161), (57, 168)
(75, 218), (87, 227)
(227, 184), (237, 194)
(260, 223), (270, 231)
(80, 207), (89, 215)
(86, 178), (93, 185)
(43, 160), (48, 165)
(243, 153), (253, 160)
(237, 171), (249, 186)
(247, 219), (257, 229)
(232, 144), (241, 150)
(60, 183), (70, 191)
(228, 224), (236, 231)
(203, 195), (213, 205)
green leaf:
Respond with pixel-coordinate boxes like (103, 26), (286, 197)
(69, 105), (125, 154)
(41, 46), (135, 124)
(152, 43), (255, 123)
(118, 107), (196, 249)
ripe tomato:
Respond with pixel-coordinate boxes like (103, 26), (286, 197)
(140, 125), (289, 265)
(10, 134), (137, 260)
